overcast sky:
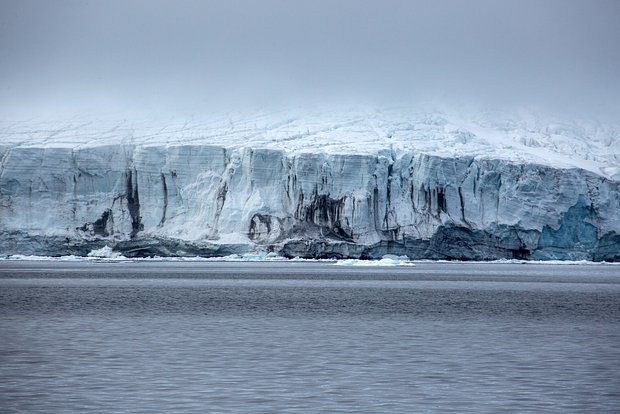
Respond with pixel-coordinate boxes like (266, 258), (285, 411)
(1, 0), (619, 118)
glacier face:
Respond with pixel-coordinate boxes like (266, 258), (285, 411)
(1, 129), (619, 260)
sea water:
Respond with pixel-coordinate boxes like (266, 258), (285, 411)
(1, 261), (619, 413)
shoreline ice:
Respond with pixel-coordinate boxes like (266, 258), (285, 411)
(2, 253), (618, 266)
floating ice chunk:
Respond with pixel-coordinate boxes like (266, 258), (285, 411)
(238, 252), (288, 261)
(335, 255), (415, 266)
(87, 246), (125, 259)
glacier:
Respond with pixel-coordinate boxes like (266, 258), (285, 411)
(1, 108), (619, 261)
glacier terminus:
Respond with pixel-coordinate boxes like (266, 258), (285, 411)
(1, 108), (619, 261)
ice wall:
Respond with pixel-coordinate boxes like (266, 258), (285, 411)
(1, 143), (619, 260)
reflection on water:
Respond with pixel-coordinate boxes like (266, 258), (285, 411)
(1, 262), (619, 413)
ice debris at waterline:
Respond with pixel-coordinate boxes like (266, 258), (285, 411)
(1, 108), (619, 261)
(335, 256), (415, 266)
(87, 245), (126, 259)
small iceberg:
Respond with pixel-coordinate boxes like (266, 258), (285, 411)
(87, 246), (126, 259)
(334, 255), (415, 267)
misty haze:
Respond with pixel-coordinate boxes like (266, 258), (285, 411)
(1, 0), (619, 117)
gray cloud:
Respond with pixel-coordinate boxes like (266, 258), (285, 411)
(1, 0), (619, 118)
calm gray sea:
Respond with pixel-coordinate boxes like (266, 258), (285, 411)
(1, 261), (619, 413)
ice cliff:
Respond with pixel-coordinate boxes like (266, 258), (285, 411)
(1, 108), (619, 260)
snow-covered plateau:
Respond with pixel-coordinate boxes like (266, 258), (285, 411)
(1, 107), (619, 260)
